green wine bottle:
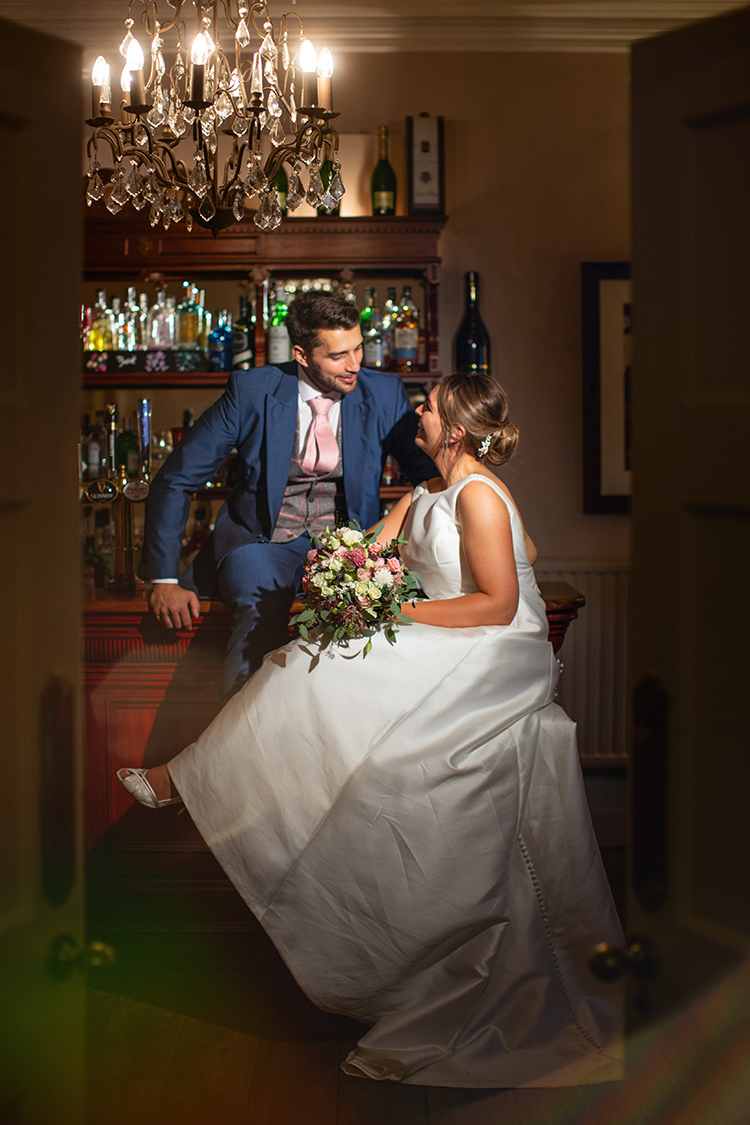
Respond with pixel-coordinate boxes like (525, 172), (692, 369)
(371, 125), (396, 216)
(275, 165), (288, 216)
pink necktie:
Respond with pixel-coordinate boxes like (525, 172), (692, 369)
(300, 396), (339, 475)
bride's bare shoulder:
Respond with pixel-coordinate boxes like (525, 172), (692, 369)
(425, 476), (446, 494)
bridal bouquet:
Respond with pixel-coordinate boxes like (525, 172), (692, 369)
(291, 522), (421, 655)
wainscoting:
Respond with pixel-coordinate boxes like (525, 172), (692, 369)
(536, 559), (630, 766)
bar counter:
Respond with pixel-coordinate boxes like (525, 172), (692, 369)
(83, 582), (584, 850)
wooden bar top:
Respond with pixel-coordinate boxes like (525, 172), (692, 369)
(83, 581), (585, 654)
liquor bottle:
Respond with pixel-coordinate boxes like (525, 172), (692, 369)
(198, 289), (211, 350)
(124, 287), (140, 351)
(232, 294), (254, 370)
(363, 309), (385, 370)
(268, 283), (291, 364)
(176, 282), (202, 350)
(146, 287), (173, 348)
(208, 310), (233, 371)
(86, 411), (107, 480)
(137, 292), (149, 349)
(89, 289), (114, 351)
(359, 287), (376, 334)
(454, 271), (491, 375)
(111, 297), (125, 351)
(116, 415), (140, 478)
(393, 285), (419, 373)
(371, 125), (396, 216)
(342, 281), (357, 306)
(382, 286), (398, 367)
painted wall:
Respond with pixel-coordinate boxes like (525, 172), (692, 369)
(335, 50), (632, 562)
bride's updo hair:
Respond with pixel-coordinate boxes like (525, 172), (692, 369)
(436, 368), (519, 467)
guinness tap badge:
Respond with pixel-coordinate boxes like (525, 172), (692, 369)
(85, 478), (118, 504)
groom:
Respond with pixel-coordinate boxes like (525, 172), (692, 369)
(139, 289), (435, 698)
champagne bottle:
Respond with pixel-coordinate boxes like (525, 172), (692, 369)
(371, 125), (396, 216)
(454, 271), (491, 375)
(232, 294), (254, 369)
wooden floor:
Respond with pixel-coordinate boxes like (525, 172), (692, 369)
(86, 775), (629, 1124)
(85, 983), (623, 1125)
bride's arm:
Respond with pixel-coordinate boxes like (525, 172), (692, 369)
(403, 481), (519, 627)
(366, 489), (413, 544)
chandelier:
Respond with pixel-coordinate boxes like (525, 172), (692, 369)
(85, 1), (344, 235)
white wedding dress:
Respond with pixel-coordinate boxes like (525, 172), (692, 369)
(168, 475), (624, 1088)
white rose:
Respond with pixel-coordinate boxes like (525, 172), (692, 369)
(367, 583), (380, 599)
(341, 528), (364, 547)
(354, 581), (369, 598)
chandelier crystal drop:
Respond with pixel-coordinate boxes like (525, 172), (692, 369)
(85, 1), (343, 236)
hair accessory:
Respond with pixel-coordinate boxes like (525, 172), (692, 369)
(477, 433), (494, 459)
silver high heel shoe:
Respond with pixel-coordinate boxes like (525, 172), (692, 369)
(117, 767), (182, 808)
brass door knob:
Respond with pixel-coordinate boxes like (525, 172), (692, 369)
(589, 935), (658, 983)
(48, 934), (116, 980)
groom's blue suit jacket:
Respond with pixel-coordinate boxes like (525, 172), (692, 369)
(139, 362), (435, 596)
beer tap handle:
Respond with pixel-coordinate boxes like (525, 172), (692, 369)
(122, 397), (151, 501)
(137, 398), (151, 482)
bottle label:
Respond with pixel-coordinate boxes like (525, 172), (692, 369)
(394, 327), (418, 360)
(363, 337), (385, 368)
(232, 327), (253, 370)
(268, 325), (291, 364)
(373, 191), (395, 212)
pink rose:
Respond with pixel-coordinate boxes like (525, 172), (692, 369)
(356, 567), (370, 582)
(374, 556), (386, 568)
(333, 546), (348, 558)
(368, 544), (381, 559)
(387, 556), (402, 574)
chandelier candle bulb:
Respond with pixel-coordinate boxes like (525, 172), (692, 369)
(190, 31), (210, 106)
(251, 51), (263, 95)
(125, 37), (147, 110)
(317, 47), (333, 111)
(91, 56), (109, 117)
(299, 38), (318, 108)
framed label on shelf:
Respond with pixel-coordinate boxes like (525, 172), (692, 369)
(406, 114), (445, 216)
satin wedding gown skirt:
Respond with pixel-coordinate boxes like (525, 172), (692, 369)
(168, 475), (624, 1087)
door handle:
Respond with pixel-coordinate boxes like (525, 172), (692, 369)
(590, 934), (659, 1013)
(48, 934), (116, 981)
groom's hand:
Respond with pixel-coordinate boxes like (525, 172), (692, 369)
(149, 584), (201, 630)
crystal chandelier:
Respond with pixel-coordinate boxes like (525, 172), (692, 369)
(85, 1), (344, 235)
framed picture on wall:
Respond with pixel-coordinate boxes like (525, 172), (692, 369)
(581, 261), (632, 514)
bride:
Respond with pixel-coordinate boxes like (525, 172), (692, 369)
(119, 370), (624, 1089)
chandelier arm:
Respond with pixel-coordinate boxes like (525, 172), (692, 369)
(150, 1), (186, 36)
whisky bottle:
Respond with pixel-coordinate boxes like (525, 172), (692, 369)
(176, 282), (202, 350)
